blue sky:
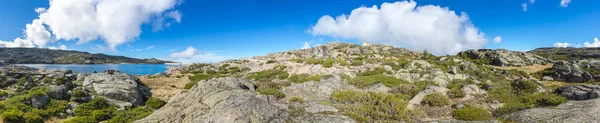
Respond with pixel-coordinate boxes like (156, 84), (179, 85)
(1, 0), (599, 62)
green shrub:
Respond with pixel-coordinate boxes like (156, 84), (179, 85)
(257, 87), (285, 99)
(306, 58), (324, 65)
(337, 58), (348, 66)
(331, 90), (409, 122)
(24, 112), (43, 123)
(447, 88), (466, 98)
(145, 97), (167, 109)
(359, 67), (389, 76)
(452, 104), (491, 121)
(532, 92), (566, 106)
(43, 100), (69, 116)
(266, 60), (276, 64)
(290, 97), (304, 103)
(389, 81), (437, 98)
(422, 92), (450, 107)
(511, 79), (539, 94)
(54, 78), (68, 85)
(185, 74), (213, 89)
(246, 66), (289, 82)
(72, 90), (86, 98)
(108, 107), (153, 123)
(287, 74), (332, 83)
(91, 109), (114, 121)
(1, 109), (24, 122)
(323, 59), (335, 68)
(63, 116), (96, 123)
(73, 97), (112, 116)
(349, 75), (406, 88)
(351, 59), (363, 66)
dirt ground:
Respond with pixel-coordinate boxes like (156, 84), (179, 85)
(139, 74), (189, 101)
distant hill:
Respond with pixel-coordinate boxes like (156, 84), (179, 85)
(528, 47), (600, 61)
(0, 48), (175, 64)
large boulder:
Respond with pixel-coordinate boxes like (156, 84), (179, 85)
(83, 70), (151, 106)
(552, 61), (593, 82)
(555, 84), (600, 100)
(31, 95), (50, 108)
(135, 77), (290, 123)
(503, 98), (600, 122)
(47, 85), (69, 100)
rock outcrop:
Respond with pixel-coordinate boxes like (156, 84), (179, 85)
(504, 98), (600, 122)
(458, 49), (547, 66)
(552, 61), (594, 82)
(555, 84), (600, 100)
(529, 47), (600, 60)
(136, 77), (291, 123)
(83, 70), (151, 106)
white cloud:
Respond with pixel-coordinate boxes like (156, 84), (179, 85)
(310, 1), (488, 55)
(0, 38), (36, 48)
(493, 36), (502, 44)
(30, 0), (179, 50)
(522, 3), (528, 11)
(301, 41), (311, 49)
(48, 44), (67, 50)
(168, 46), (231, 63)
(584, 37), (600, 47)
(530, 0), (536, 4)
(554, 42), (571, 48)
(560, 0), (571, 7)
(145, 46), (156, 50)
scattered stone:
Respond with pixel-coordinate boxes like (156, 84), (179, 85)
(31, 95), (50, 108)
(47, 85), (69, 100)
(542, 76), (554, 81)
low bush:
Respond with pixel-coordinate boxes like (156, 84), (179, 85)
(245, 65), (289, 82)
(323, 59), (335, 68)
(145, 97), (167, 109)
(266, 60), (276, 64)
(73, 97), (113, 116)
(290, 97), (304, 103)
(287, 74), (332, 83)
(351, 59), (363, 66)
(452, 104), (491, 121)
(185, 74), (213, 89)
(24, 112), (43, 123)
(107, 107), (153, 123)
(1, 109), (24, 122)
(511, 79), (539, 94)
(331, 90), (409, 122)
(72, 90), (87, 98)
(422, 92), (450, 107)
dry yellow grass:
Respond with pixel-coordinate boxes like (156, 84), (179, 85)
(488, 64), (553, 73)
(139, 74), (189, 101)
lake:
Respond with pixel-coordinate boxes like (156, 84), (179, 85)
(16, 64), (180, 75)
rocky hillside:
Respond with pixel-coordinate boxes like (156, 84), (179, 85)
(137, 42), (594, 122)
(529, 47), (600, 61)
(0, 48), (174, 64)
(0, 64), (165, 123)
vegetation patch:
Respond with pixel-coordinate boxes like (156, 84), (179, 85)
(487, 80), (566, 116)
(452, 104), (491, 121)
(145, 97), (167, 109)
(331, 90), (410, 122)
(287, 74), (332, 83)
(422, 92), (450, 107)
(349, 75), (407, 88)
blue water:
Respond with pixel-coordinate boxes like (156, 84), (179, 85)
(17, 64), (179, 75)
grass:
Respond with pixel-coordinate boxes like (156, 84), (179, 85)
(487, 80), (566, 116)
(290, 97), (304, 103)
(446, 79), (473, 98)
(389, 80), (438, 98)
(65, 97), (157, 123)
(145, 97), (167, 109)
(331, 90), (410, 122)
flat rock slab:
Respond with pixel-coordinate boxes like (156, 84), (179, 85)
(503, 98), (600, 123)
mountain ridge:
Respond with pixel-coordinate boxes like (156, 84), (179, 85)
(0, 47), (175, 64)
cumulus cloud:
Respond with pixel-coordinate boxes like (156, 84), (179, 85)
(301, 41), (311, 49)
(493, 36), (502, 44)
(522, 3), (528, 11)
(1, 0), (181, 50)
(0, 38), (36, 48)
(584, 37), (600, 47)
(310, 1), (488, 55)
(554, 42), (572, 48)
(560, 0), (571, 7)
(169, 46), (231, 63)
(48, 44), (67, 50)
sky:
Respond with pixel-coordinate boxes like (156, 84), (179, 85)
(1, 0), (599, 63)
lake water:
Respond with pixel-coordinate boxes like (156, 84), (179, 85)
(16, 64), (180, 75)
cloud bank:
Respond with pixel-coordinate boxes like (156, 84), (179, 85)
(310, 1), (488, 55)
(1, 0), (181, 50)
(169, 46), (231, 63)
(560, 0), (572, 7)
(584, 38), (600, 47)
(554, 42), (571, 48)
